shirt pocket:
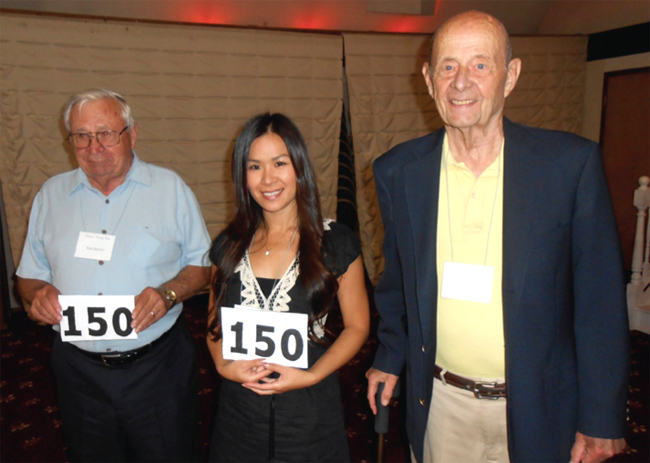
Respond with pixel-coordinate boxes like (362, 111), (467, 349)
(126, 231), (182, 268)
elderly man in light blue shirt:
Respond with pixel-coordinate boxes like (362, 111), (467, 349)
(16, 89), (211, 462)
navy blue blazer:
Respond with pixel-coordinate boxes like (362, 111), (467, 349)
(372, 118), (629, 462)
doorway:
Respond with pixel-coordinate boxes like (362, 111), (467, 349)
(600, 67), (650, 271)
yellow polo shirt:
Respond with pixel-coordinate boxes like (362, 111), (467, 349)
(435, 134), (505, 379)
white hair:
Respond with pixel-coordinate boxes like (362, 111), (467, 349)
(63, 89), (134, 131)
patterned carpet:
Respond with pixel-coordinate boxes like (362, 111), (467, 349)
(1, 293), (647, 463)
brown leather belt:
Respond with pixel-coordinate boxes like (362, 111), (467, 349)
(434, 365), (506, 399)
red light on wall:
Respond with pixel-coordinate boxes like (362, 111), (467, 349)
(175, 1), (236, 25)
(380, 16), (430, 33)
(289, 5), (339, 31)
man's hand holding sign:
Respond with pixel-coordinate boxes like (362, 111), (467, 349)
(20, 281), (174, 336)
(59, 295), (138, 341)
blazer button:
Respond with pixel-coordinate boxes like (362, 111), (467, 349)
(419, 398), (425, 406)
(421, 345), (425, 353)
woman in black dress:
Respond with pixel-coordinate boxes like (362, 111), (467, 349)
(207, 113), (370, 462)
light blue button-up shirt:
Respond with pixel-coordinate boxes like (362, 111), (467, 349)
(17, 153), (211, 352)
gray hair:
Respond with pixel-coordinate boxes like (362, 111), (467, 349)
(63, 89), (135, 131)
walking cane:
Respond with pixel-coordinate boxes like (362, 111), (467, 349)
(374, 379), (400, 463)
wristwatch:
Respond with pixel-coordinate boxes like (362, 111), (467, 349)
(160, 286), (177, 308)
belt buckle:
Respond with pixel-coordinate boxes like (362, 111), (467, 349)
(101, 353), (128, 366)
(472, 381), (502, 400)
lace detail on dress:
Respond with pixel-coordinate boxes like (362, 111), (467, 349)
(269, 258), (299, 312)
(234, 257), (259, 308)
(235, 251), (300, 313)
(312, 315), (328, 338)
(234, 219), (336, 338)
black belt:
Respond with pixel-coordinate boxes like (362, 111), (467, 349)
(71, 319), (178, 366)
(434, 365), (506, 399)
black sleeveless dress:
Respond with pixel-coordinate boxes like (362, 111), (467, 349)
(209, 221), (361, 463)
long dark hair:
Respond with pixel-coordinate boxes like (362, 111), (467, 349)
(208, 113), (338, 343)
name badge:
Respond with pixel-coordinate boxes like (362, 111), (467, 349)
(74, 231), (116, 261)
(58, 295), (138, 342)
(441, 261), (494, 304)
(221, 305), (308, 368)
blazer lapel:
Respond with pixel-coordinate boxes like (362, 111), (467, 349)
(404, 130), (444, 345)
(502, 119), (546, 318)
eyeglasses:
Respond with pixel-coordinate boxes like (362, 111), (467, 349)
(67, 125), (130, 149)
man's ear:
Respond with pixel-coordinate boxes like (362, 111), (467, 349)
(129, 123), (138, 149)
(422, 62), (435, 99)
(504, 58), (522, 97)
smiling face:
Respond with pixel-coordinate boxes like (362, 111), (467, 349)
(69, 98), (137, 195)
(423, 12), (520, 135)
(246, 132), (298, 220)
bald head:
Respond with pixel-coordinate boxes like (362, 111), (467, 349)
(429, 11), (512, 69)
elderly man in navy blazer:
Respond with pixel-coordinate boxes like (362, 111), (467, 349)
(366, 10), (629, 463)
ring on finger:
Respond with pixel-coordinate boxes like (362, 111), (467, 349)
(150, 311), (155, 318)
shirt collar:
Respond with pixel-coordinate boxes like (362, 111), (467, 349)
(442, 134), (504, 177)
(67, 152), (151, 196)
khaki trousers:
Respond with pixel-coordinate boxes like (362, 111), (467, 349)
(418, 376), (509, 463)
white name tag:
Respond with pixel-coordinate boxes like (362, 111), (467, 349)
(58, 295), (138, 342)
(74, 231), (116, 261)
(221, 305), (308, 368)
(441, 261), (494, 304)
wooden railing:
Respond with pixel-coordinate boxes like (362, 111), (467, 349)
(628, 175), (650, 333)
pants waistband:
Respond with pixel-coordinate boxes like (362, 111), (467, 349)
(434, 365), (506, 399)
(70, 317), (180, 366)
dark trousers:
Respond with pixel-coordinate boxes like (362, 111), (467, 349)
(51, 316), (200, 462)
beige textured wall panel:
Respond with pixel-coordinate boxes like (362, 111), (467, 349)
(345, 33), (587, 284)
(1, 12), (343, 267)
(344, 33), (441, 284)
(508, 36), (588, 133)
